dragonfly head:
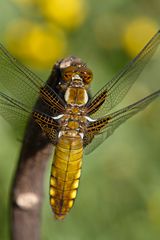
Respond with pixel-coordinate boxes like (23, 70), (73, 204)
(61, 64), (93, 89)
(52, 56), (93, 102)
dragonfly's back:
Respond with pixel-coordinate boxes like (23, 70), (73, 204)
(50, 135), (83, 220)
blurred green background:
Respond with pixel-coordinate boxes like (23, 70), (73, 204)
(0, 0), (160, 239)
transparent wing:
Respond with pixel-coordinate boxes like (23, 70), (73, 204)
(87, 31), (160, 118)
(0, 91), (60, 141)
(84, 90), (160, 154)
(0, 43), (45, 109)
(0, 44), (65, 135)
(0, 92), (30, 135)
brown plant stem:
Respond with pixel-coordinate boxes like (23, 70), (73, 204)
(10, 119), (52, 240)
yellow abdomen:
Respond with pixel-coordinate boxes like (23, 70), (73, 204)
(50, 135), (83, 220)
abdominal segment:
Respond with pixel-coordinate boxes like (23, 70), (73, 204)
(49, 135), (83, 220)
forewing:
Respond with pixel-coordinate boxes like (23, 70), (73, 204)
(84, 90), (160, 154)
(87, 31), (160, 118)
(0, 44), (65, 136)
(0, 43), (45, 109)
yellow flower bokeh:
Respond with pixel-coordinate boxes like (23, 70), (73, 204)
(123, 17), (158, 57)
(4, 20), (67, 68)
(38, 0), (88, 30)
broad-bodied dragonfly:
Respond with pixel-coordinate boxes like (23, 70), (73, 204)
(0, 31), (160, 220)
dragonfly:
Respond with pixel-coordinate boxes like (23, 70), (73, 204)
(0, 31), (160, 220)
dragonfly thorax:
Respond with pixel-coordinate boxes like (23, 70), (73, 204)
(57, 103), (87, 140)
(64, 86), (88, 106)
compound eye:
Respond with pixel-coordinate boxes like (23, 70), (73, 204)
(62, 66), (76, 81)
(80, 68), (93, 84)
